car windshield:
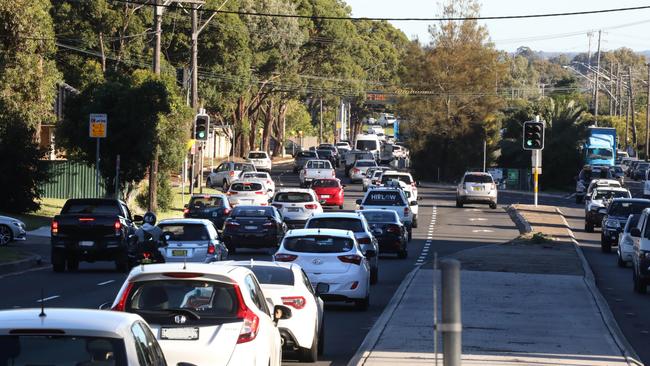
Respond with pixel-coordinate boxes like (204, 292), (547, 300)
(233, 163), (255, 172)
(588, 148), (613, 159)
(381, 174), (412, 184)
(593, 190), (629, 200)
(297, 151), (317, 158)
(317, 150), (332, 157)
(126, 280), (239, 317)
(283, 236), (354, 253)
(240, 265), (294, 286)
(189, 196), (224, 208)
(231, 207), (273, 218)
(306, 161), (332, 169)
(464, 174), (493, 183)
(158, 224), (210, 241)
(0, 335), (128, 365)
(356, 161), (377, 167)
(275, 192), (313, 203)
(248, 153), (267, 159)
(241, 173), (269, 180)
(62, 201), (120, 215)
(312, 179), (339, 188)
(356, 140), (377, 151)
(362, 191), (405, 206)
(307, 218), (364, 233)
(608, 202), (650, 217)
(361, 211), (398, 223)
(230, 182), (263, 191)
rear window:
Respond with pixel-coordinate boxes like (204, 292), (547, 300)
(241, 173), (269, 180)
(317, 150), (332, 158)
(231, 207), (274, 218)
(126, 280), (239, 318)
(189, 196), (224, 208)
(233, 163), (255, 172)
(274, 192), (313, 203)
(356, 140), (377, 151)
(241, 265), (294, 286)
(297, 151), (317, 158)
(248, 152), (268, 159)
(0, 335), (127, 365)
(306, 218), (364, 233)
(361, 211), (398, 223)
(230, 182), (263, 191)
(463, 174), (493, 183)
(356, 161), (377, 167)
(62, 201), (120, 215)
(158, 224), (209, 241)
(608, 202), (650, 217)
(312, 179), (339, 188)
(381, 174), (412, 184)
(283, 236), (354, 253)
(593, 190), (630, 200)
(362, 191), (405, 206)
(306, 161), (332, 169)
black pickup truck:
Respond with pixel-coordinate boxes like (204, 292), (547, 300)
(51, 199), (140, 272)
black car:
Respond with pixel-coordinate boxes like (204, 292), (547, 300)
(600, 198), (650, 253)
(316, 149), (338, 168)
(183, 194), (232, 230)
(633, 162), (650, 181)
(221, 206), (287, 253)
(360, 209), (408, 259)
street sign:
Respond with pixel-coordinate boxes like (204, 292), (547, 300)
(89, 114), (108, 138)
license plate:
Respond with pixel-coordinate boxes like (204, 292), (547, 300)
(161, 327), (199, 340)
(473, 186), (483, 191)
(245, 225), (257, 230)
(172, 249), (187, 257)
(288, 208), (300, 212)
(321, 195), (331, 198)
(79, 241), (94, 247)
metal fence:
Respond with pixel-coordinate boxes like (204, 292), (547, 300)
(41, 160), (105, 199)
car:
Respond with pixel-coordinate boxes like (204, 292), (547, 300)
(586, 179), (621, 199)
(299, 160), (335, 188)
(367, 126), (384, 135)
(335, 141), (351, 152)
(350, 159), (378, 183)
(304, 212), (380, 284)
(111, 263), (293, 366)
(633, 162), (650, 181)
(354, 134), (382, 161)
(247, 151), (273, 172)
(377, 113), (396, 127)
(627, 160), (641, 177)
(0, 308), (170, 365)
(631, 209), (650, 293)
(382, 179), (420, 228)
(343, 150), (375, 176)
(311, 178), (345, 209)
(576, 166), (614, 203)
(456, 172), (498, 209)
(359, 209), (408, 258)
(272, 189), (323, 229)
(207, 161), (257, 190)
(356, 187), (414, 240)
(157, 218), (227, 263)
(221, 205), (287, 253)
(224, 261), (326, 362)
(273, 229), (371, 311)
(599, 198), (650, 253)
(316, 148), (338, 168)
(379, 170), (418, 200)
(584, 187), (632, 232)
(618, 214), (641, 268)
(362, 167), (389, 192)
(293, 151), (319, 173)
(239, 171), (276, 198)
(227, 181), (272, 207)
(611, 165), (625, 185)
(0, 215), (26, 246)
(318, 144), (339, 164)
(620, 158), (636, 173)
(183, 194), (232, 230)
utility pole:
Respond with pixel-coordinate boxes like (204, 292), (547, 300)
(609, 63), (614, 116)
(628, 66), (638, 150)
(319, 97), (323, 144)
(617, 63), (622, 117)
(148, 0), (163, 212)
(646, 64), (650, 159)
(594, 30), (602, 119)
(191, 4), (201, 194)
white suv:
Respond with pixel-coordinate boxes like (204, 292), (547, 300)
(227, 181), (271, 206)
(272, 188), (323, 228)
(456, 172), (498, 209)
(357, 187), (415, 240)
(111, 263), (292, 366)
(247, 151), (273, 172)
(274, 229), (371, 311)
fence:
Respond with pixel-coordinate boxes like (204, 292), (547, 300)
(41, 160), (106, 199)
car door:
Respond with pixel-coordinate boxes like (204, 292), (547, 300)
(214, 163), (227, 183)
(244, 275), (279, 366)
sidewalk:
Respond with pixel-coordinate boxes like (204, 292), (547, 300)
(349, 205), (640, 366)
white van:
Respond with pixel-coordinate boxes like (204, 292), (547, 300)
(355, 134), (381, 161)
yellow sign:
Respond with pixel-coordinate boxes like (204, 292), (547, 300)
(89, 114), (107, 138)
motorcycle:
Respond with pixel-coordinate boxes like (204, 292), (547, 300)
(127, 231), (167, 268)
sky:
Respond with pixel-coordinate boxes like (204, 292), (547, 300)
(343, 0), (650, 53)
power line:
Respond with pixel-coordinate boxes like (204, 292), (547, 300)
(109, 0), (650, 22)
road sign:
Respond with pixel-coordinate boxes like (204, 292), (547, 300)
(89, 114), (107, 138)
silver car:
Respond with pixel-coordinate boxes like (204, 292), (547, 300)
(618, 214), (640, 267)
(0, 215), (26, 246)
(456, 172), (498, 209)
(158, 219), (227, 263)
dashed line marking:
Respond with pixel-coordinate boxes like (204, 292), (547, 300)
(36, 295), (60, 303)
(469, 218), (488, 222)
(472, 229), (494, 233)
(97, 280), (115, 286)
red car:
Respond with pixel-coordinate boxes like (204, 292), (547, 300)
(312, 178), (345, 209)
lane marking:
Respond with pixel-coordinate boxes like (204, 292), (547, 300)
(97, 280), (115, 286)
(472, 229), (494, 233)
(469, 218), (488, 221)
(36, 295), (60, 303)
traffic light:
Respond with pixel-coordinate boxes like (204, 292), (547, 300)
(194, 114), (210, 141)
(523, 120), (544, 150)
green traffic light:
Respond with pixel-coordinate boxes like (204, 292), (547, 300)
(198, 131), (205, 138)
(526, 140), (532, 146)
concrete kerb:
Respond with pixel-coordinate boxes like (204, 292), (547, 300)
(346, 265), (422, 366)
(0, 253), (43, 276)
(506, 205), (533, 234)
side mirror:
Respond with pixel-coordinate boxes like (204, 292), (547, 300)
(364, 249), (377, 258)
(98, 302), (112, 310)
(631, 227), (641, 238)
(273, 305), (292, 323)
(356, 199), (362, 205)
(133, 215), (144, 223)
(410, 200), (418, 206)
(315, 283), (329, 296)
(416, 181), (421, 187)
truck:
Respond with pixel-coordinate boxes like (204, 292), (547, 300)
(584, 127), (617, 167)
(299, 159), (335, 187)
(51, 198), (140, 272)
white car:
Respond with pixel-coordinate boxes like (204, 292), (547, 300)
(224, 261), (326, 362)
(350, 159), (378, 183)
(379, 171), (418, 200)
(584, 187), (632, 232)
(240, 171), (276, 198)
(247, 151), (273, 172)
(362, 167), (389, 192)
(299, 160), (335, 187)
(367, 126), (384, 135)
(227, 181), (272, 207)
(111, 263), (292, 366)
(456, 172), (498, 209)
(587, 179), (622, 198)
(0, 308), (170, 365)
(207, 161), (257, 190)
(383, 179), (420, 228)
(336, 142), (351, 151)
(618, 214), (640, 267)
(357, 187), (415, 240)
(0, 215), (26, 246)
(274, 229), (371, 310)
(271, 189), (323, 228)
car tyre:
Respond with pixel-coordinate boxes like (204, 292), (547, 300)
(66, 256), (79, 272)
(52, 250), (65, 273)
(0, 225), (12, 246)
(412, 216), (418, 228)
(299, 327), (319, 362)
(633, 270), (647, 294)
(370, 267), (378, 285)
(490, 202), (497, 210)
(456, 199), (463, 208)
(317, 319), (325, 356)
(354, 294), (370, 311)
(617, 252), (626, 268)
(585, 222), (594, 233)
(601, 238), (612, 253)
(407, 227), (412, 241)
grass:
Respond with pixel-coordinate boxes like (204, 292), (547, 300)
(0, 247), (30, 263)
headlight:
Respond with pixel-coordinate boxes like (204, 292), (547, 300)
(605, 219), (619, 228)
(12, 221), (24, 229)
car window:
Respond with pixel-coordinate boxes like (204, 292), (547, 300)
(625, 214), (641, 232)
(312, 179), (339, 188)
(283, 235), (354, 253)
(248, 152), (268, 159)
(245, 275), (269, 315)
(241, 265), (294, 285)
(608, 202), (650, 217)
(317, 150), (332, 157)
(132, 322), (166, 366)
(362, 190), (405, 206)
(306, 217), (364, 233)
(158, 224), (209, 241)
(230, 182), (264, 191)
(297, 151), (317, 158)
(463, 174), (493, 183)
(306, 160), (332, 169)
(189, 196), (224, 208)
(361, 211), (398, 223)
(62, 201), (120, 215)
(356, 161), (377, 167)
(274, 192), (313, 203)
(0, 335), (128, 365)
(593, 190), (630, 200)
(356, 140), (377, 151)
(381, 174), (412, 184)
(242, 173), (269, 179)
(232, 207), (274, 218)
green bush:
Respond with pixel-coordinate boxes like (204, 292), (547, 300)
(135, 175), (173, 212)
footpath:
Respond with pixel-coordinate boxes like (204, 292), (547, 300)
(348, 204), (642, 366)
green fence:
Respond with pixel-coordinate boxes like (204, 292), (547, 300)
(41, 160), (106, 199)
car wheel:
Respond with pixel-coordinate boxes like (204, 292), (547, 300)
(317, 318), (325, 356)
(370, 266), (378, 285)
(585, 222), (594, 233)
(52, 250), (66, 273)
(66, 256), (79, 272)
(398, 247), (408, 259)
(601, 237), (612, 253)
(456, 199), (463, 208)
(408, 228), (412, 241)
(339, 205), (344, 210)
(633, 270), (647, 294)
(490, 202), (497, 210)
(354, 293), (370, 311)
(222, 180), (229, 191)
(0, 225), (12, 246)
(298, 327), (319, 362)
(617, 252), (626, 268)
(412, 216), (418, 229)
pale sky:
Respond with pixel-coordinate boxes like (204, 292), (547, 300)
(344, 0), (650, 53)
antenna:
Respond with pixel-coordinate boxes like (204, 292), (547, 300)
(183, 258), (187, 270)
(39, 289), (46, 318)
(250, 258), (254, 267)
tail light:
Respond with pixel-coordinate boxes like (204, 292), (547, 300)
(304, 204), (318, 209)
(114, 220), (122, 236)
(301, 170), (306, 176)
(226, 221), (240, 230)
(338, 255), (362, 265)
(112, 282), (134, 311)
(255, 191), (265, 195)
(274, 253), (298, 262)
(183, 208), (190, 217)
(207, 243), (216, 254)
(234, 284), (260, 344)
(386, 224), (401, 234)
(491, 183), (496, 190)
(227, 191), (238, 195)
(353, 168), (360, 174)
(272, 203), (283, 209)
(404, 207), (410, 215)
(51, 220), (59, 236)
(224, 208), (231, 215)
(229, 171), (235, 177)
(357, 237), (371, 245)
(163, 272), (203, 278)
(282, 296), (306, 309)
(79, 217), (95, 222)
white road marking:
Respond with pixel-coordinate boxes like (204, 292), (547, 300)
(97, 280), (115, 286)
(36, 295), (60, 303)
(469, 218), (488, 222)
(472, 229), (494, 233)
